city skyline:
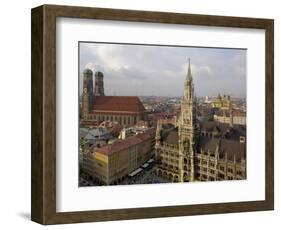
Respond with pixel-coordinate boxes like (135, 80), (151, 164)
(79, 48), (247, 186)
(79, 42), (246, 98)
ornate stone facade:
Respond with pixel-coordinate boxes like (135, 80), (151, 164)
(212, 94), (231, 110)
(155, 60), (246, 182)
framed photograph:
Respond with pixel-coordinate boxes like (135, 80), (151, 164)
(31, 4), (274, 224)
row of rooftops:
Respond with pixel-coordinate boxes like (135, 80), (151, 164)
(80, 127), (111, 140)
(197, 136), (245, 161)
(213, 109), (246, 118)
(200, 121), (246, 138)
(94, 128), (156, 156)
(159, 121), (246, 161)
(160, 121), (246, 141)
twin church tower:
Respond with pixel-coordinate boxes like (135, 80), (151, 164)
(81, 68), (147, 126)
(81, 69), (104, 118)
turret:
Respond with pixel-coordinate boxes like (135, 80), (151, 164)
(230, 103), (233, 128)
(215, 139), (221, 159)
(183, 58), (194, 101)
(155, 120), (162, 146)
(94, 71), (105, 96)
(82, 68), (94, 119)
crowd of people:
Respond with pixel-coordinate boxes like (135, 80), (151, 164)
(80, 161), (170, 187)
(119, 163), (170, 185)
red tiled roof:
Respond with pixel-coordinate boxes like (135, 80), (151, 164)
(232, 110), (246, 117)
(95, 137), (141, 156)
(91, 96), (145, 113)
(135, 132), (151, 141)
(95, 131), (152, 156)
(145, 127), (156, 137)
(90, 111), (139, 115)
(110, 123), (123, 137)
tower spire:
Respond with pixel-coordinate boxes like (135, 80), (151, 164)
(179, 58), (198, 182)
(187, 58), (192, 81)
(184, 58), (194, 100)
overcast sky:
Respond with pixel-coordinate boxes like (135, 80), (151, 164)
(79, 42), (246, 98)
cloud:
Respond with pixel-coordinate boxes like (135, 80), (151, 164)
(85, 62), (105, 72)
(184, 64), (212, 77)
(199, 66), (212, 75)
(79, 42), (246, 97)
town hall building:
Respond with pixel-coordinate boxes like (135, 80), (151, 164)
(155, 59), (246, 182)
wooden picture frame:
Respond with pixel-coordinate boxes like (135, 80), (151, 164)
(31, 4), (274, 225)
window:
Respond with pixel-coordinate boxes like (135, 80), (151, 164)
(228, 168), (234, 173)
(218, 173), (225, 179)
(240, 136), (246, 143)
(237, 170), (242, 176)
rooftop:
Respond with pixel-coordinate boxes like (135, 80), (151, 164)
(95, 131), (152, 156)
(80, 127), (111, 140)
(200, 121), (246, 141)
(91, 96), (146, 113)
(197, 136), (246, 161)
(162, 127), (179, 145)
(233, 110), (246, 117)
(200, 121), (230, 135)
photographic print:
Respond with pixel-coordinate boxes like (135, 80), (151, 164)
(79, 42), (247, 187)
(31, 5), (273, 224)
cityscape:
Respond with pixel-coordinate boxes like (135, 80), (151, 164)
(79, 43), (246, 186)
